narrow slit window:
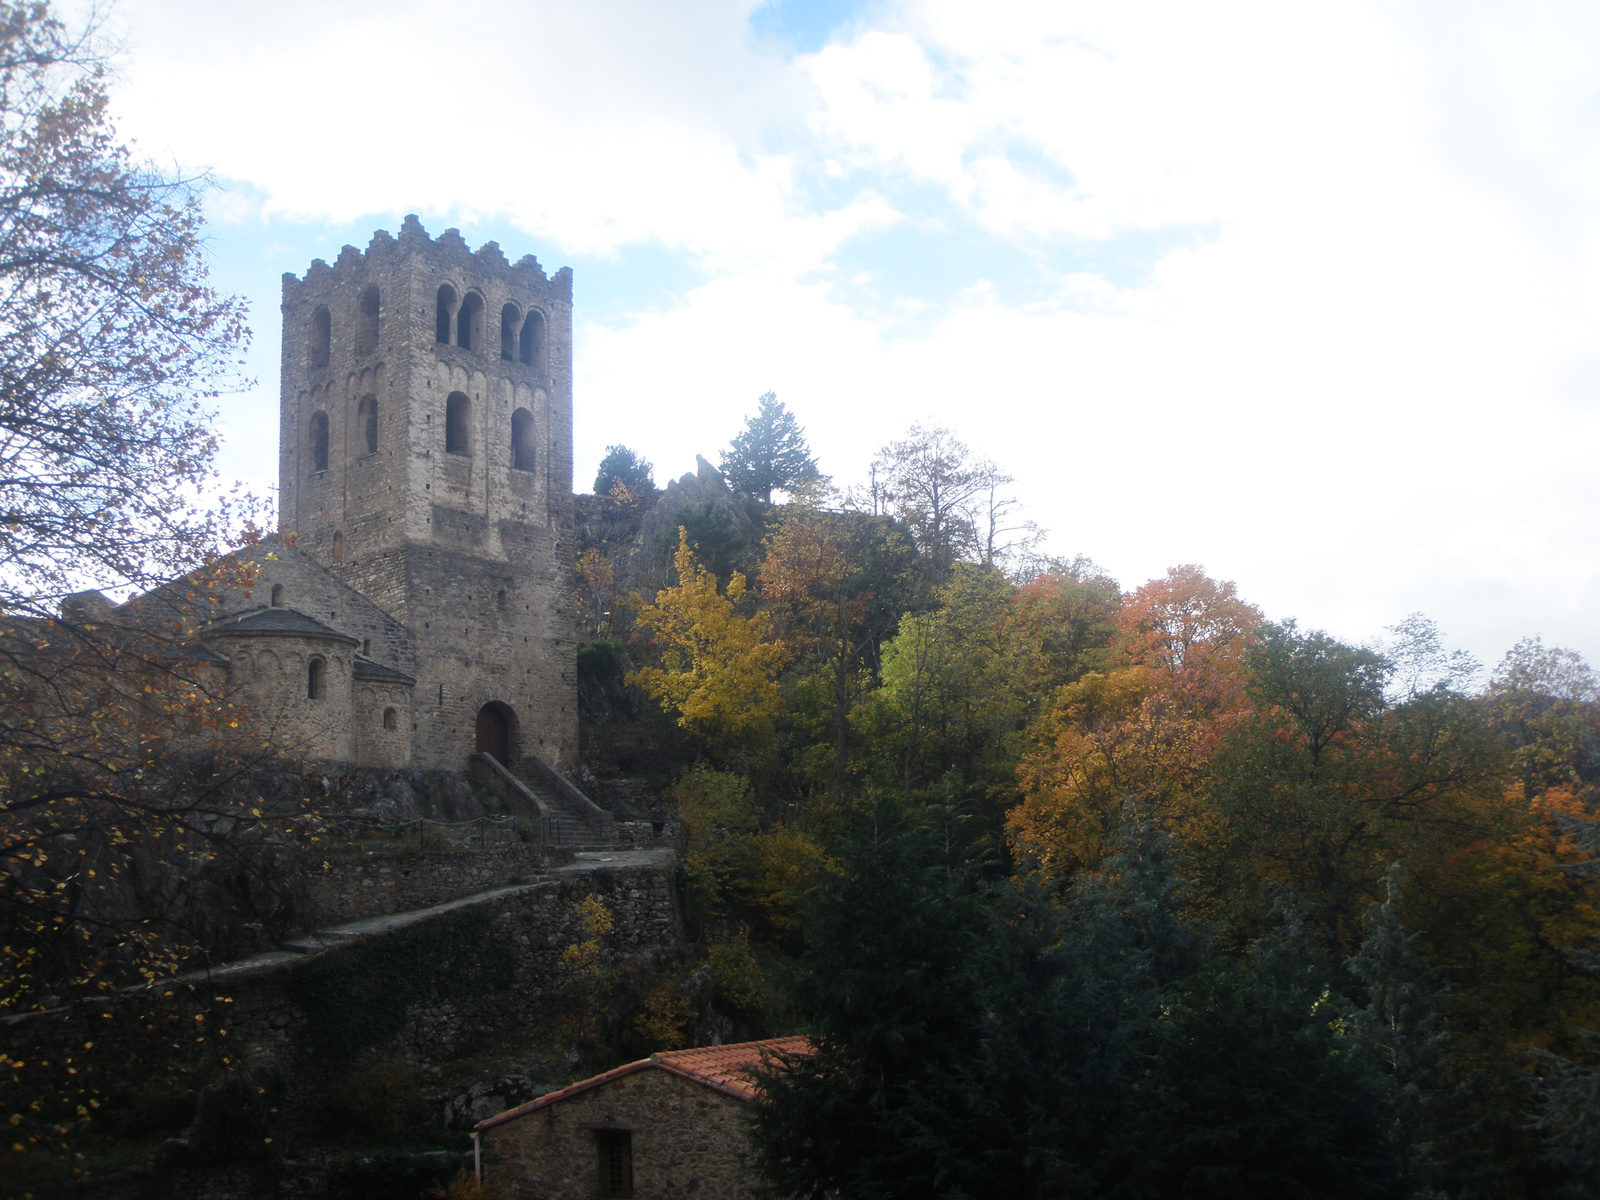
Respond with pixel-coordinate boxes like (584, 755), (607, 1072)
(310, 411), (329, 472)
(358, 395), (378, 454)
(332, 531), (345, 563)
(500, 303), (520, 361)
(355, 286), (380, 356)
(445, 392), (471, 455)
(519, 310), (544, 367)
(307, 658), (324, 701)
(436, 284), (457, 344)
(310, 306), (331, 369)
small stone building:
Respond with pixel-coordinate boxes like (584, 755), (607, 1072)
(476, 1037), (808, 1199)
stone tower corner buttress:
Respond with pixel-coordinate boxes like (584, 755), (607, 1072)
(277, 216), (579, 770)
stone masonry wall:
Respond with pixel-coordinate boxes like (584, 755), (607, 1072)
(483, 1066), (758, 1200)
(301, 843), (574, 926)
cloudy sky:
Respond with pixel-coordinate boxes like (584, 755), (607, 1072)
(97, 0), (1600, 672)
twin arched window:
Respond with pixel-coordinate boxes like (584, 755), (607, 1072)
(499, 304), (545, 367)
(310, 411), (330, 472)
(445, 392), (471, 455)
(438, 284), (542, 366)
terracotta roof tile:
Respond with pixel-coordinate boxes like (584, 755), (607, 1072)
(474, 1036), (810, 1131)
(653, 1036), (811, 1101)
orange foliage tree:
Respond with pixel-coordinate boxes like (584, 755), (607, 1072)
(1009, 565), (1259, 874)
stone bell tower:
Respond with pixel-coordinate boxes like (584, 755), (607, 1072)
(276, 216), (578, 769)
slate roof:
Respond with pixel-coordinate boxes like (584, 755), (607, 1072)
(175, 642), (232, 665)
(353, 655), (415, 684)
(203, 607), (357, 643)
(475, 1036), (811, 1130)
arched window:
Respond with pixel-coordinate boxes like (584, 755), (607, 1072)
(332, 531), (345, 563)
(519, 310), (544, 367)
(500, 303), (520, 361)
(383, 706), (398, 730)
(436, 284), (457, 344)
(310, 306), (331, 369)
(457, 292), (484, 352)
(307, 658), (324, 701)
(357, 395), (378, 454)
(445, 392), (471, 455)
(511, 407), (536, 472)
(355, 286), (380, 356)
(310, 411), (329, 473)
(496, 587), (509, 611)
(270, 584), (284, 607)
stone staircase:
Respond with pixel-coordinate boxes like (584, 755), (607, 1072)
(468, 752), (616, 847)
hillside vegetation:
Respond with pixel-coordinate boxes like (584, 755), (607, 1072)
(582, 402), (1600, 1200)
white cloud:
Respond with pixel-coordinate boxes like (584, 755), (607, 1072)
(97, 0), (1600, 668)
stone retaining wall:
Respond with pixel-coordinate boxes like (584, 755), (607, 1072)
(302, 842), (575, 925)
(5, 856), (680, 1120)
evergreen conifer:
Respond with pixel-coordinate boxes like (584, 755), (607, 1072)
(721, 392), (822, 504)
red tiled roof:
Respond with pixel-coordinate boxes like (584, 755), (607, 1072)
(475, 1036), (811, 1131)
(653, 1036), (811, 1101)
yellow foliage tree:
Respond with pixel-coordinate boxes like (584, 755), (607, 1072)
(1009, 666), (1216, 878)
(629, 529), (788, 757)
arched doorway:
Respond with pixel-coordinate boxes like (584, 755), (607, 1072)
(474, 702), (515, 764)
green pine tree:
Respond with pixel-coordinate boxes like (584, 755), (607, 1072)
(1530, 811), (1600, 1198)
(721, 392), (822, 504)
(1346, 865), (1459, 1196)
(746, 789), (986, 1200)
(593, 444), (656, 501)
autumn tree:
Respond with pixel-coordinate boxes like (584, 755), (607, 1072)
(1006, 556), (1122, 687)
(0, 9), (250, 621)
(629, 529), (788, 760)
(0, 7), (299, 1172)
(1112, 563), (1262, 719)
(1482, 636), (1600, 803)
(869, 567), (1040, 806)
(761, 504), (915, 798)
(871, 425), (1014, 582)
(1207, 622), (1505, 944)
(721, 392), (822, 505)
(1009, 565), (1255, 875)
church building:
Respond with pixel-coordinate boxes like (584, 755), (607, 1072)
(98, 218), (581, 773)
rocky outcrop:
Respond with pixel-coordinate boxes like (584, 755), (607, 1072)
(637, 455), (759, 573)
